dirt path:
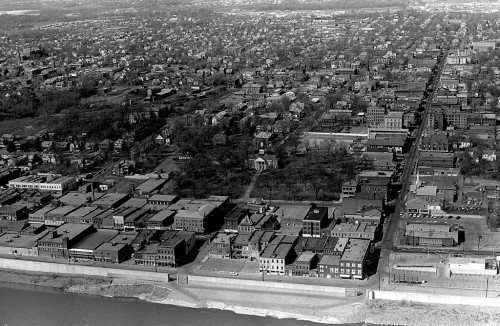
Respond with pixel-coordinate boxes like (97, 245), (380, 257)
(240, 172), (260, 201)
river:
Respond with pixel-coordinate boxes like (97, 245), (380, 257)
(0, 283), (368, 326)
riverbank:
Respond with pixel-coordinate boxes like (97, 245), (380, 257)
(0, 269), (110, 289)
(65, 277), (500, 326)
(2, 269), (500, 325)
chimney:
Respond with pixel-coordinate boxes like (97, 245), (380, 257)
(51, 230), (57, 238)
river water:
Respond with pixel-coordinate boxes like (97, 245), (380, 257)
(0, 283), (369, 326)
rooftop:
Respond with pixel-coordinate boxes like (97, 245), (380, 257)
(0, 230), (47, 248)
(319, 254), (340, 266)
(92, 193), (128, 207)
(210, 232), (235, 244)
(136, 178), (167, 194)
(121, 197), (148, 208)
(65, 206), (98, 219)
(148, 194), (179, 203)
(39, 223), (94, 244)
(296, 252), (317, 263)
(95, 241), (127, 252)
(341, 238), (370, 262)
(303, 206), (328, 222)
(58, 192), (103, 206)
(274, 205), (310, 221)
(148, 209), (175, 222)
(332, 222), (377, 234)
(46, 205), (79, 217)
(72, 229), (118, 251)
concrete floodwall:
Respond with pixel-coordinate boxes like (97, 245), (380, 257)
(368, 290), (500, 307)
(393, 266), (437, 273)
(187, 275), (346, 295)
(0, 258), (169, 282)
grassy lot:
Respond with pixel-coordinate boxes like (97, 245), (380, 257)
(0, 117), (46, 136)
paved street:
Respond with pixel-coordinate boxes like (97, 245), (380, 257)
(377, 49), (448, 275)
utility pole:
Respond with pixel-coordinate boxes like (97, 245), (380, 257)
(387, 252), (391, 284)
(486, 278), (489, 298)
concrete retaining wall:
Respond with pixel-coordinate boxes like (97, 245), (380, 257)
(188, 275), (346, 295)
(368, 290), (500, 307)
(0, 258), (169, 282)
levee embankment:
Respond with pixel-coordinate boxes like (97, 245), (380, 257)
(186, 274), (348, 296)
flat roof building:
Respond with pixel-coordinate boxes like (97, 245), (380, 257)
(69, 229), (118, 261)
(302, 206), (328, 238)
(331, 222), (377, 240)
(37, 223), (95, 259)
(91, 193), (129, 209)
(8, 175), (76, 193)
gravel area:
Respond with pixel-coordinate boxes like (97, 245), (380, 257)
(67, 283), (172, 302)
(0, 270), (110, 289)
(358, 300), (500, 326)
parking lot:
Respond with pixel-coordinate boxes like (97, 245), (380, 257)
(403, 212), (470, 221)
(194, 258), (260, 276)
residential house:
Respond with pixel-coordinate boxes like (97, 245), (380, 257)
(99, 139), (113, 152)
(248, 230), (275, 261)
(231, 232), (253, 260)
(342, 180), (358, 198)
